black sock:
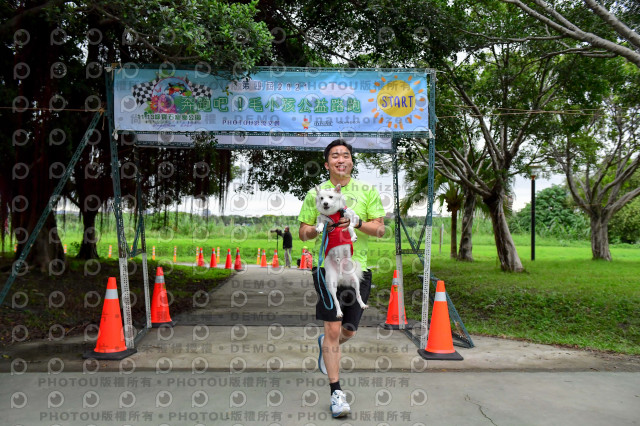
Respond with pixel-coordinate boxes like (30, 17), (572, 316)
(330, 380), (341, 395)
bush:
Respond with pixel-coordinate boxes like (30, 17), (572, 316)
(609, 197), (640, 244)
(509, 185), (589, 240)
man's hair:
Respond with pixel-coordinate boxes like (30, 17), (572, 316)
(324, 139), (353, 162)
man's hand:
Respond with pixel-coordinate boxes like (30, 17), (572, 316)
(333, 217), (351, 229)
(299, 222), (318, 241)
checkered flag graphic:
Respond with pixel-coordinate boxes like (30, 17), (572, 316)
(185, 76), (212, 99)
(131, 77), (160, 105)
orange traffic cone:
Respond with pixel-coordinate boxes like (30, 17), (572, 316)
(272, 250), (279, 267)
(224, 249), (233, 269)
(301, 249), (313, 270)
(418, 280), (463, 361)
(299, 249), (308, 269)
(234, 248), (243, 271)
(83, 277), (137, 360)
(198, 248), (205, 267)
(151, 267), (176, 327)
(260, 249), (268, 267)
(380, 270), (410, 330)
(210, 248), (218, 268)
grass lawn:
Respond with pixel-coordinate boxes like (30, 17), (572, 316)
(368, 240), (640, 355)
(2, 224), (639, 355)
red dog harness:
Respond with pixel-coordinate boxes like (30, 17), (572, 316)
(323, 209), (353, 255)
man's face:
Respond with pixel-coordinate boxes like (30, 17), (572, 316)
(324, 145), (353, 178)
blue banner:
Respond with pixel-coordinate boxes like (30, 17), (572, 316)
(112, 66), (430, 149)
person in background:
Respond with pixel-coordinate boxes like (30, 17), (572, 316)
(276, 227), (293, 267)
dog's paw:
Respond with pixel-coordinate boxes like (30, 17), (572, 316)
(350, 234), (358, 242)
(335, 311), (344, 318)
(350, 212), (360, 225)
(315, 223), (324, 234)
(360, 304), (369, 310)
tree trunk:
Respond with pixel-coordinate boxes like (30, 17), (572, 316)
(484, 192), (524, 272)
(15, 212), (65, 273)
(458, 188), (475, 261)
(77, 209), (100, 259)
(13, 126), (66, 272)
(163, 204), (168, 228)
(450, 208), (458, 259)
(590, 216), (612, 261)
(11, 9), (65, 273)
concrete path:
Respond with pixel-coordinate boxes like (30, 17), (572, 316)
(2, 267), (639, 425)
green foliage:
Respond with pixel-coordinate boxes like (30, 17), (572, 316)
(509, 185), (590, 239)
(88, 0), (273, 68)
(2, 0), (275, 262)
(277, 0), (460, 67)
(609, 197), (640, 244)
(606, 169), (640, 244)
(239, 150), (328, 200)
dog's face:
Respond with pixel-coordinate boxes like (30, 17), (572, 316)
(315, 185), (345, 215)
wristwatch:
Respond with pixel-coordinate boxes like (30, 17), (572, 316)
(355, 218), (363, 229)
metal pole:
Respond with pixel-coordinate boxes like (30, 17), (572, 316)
(392, 138), (406, 330)
(419, 69), (437, 350)
(531, 176), (536, 261)
(134, 149), (152, 330)
(105, 66), (135, 349)
(420, 135), (435, 349)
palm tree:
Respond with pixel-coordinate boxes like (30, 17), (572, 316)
(401, 170), (464, 259)
(437, 181), (464, 258)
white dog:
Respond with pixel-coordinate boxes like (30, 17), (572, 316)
(315, 185), (368, 318)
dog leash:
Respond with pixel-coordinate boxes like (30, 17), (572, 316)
(315, 209), (347, 311)
(316, 225), (334, 310)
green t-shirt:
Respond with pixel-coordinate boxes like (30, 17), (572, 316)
(297, 178), (386, 271)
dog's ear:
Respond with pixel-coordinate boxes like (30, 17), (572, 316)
(315, 185), (321, 194)
(334, 184), (342, 193)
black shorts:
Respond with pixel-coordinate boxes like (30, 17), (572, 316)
(312, 267), (372, 332)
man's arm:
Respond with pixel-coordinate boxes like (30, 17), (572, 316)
(299, 222), (318, 241)
(358, 217), (385, 238)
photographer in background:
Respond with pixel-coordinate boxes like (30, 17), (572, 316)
(275, 227), (293, 267)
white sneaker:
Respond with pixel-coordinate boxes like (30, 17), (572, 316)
(330, 390), (351, 418)
(318, 334), (327, 375)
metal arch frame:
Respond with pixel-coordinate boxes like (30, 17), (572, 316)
(2, 66), (473, 356)
(391, 69), (474, 349)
